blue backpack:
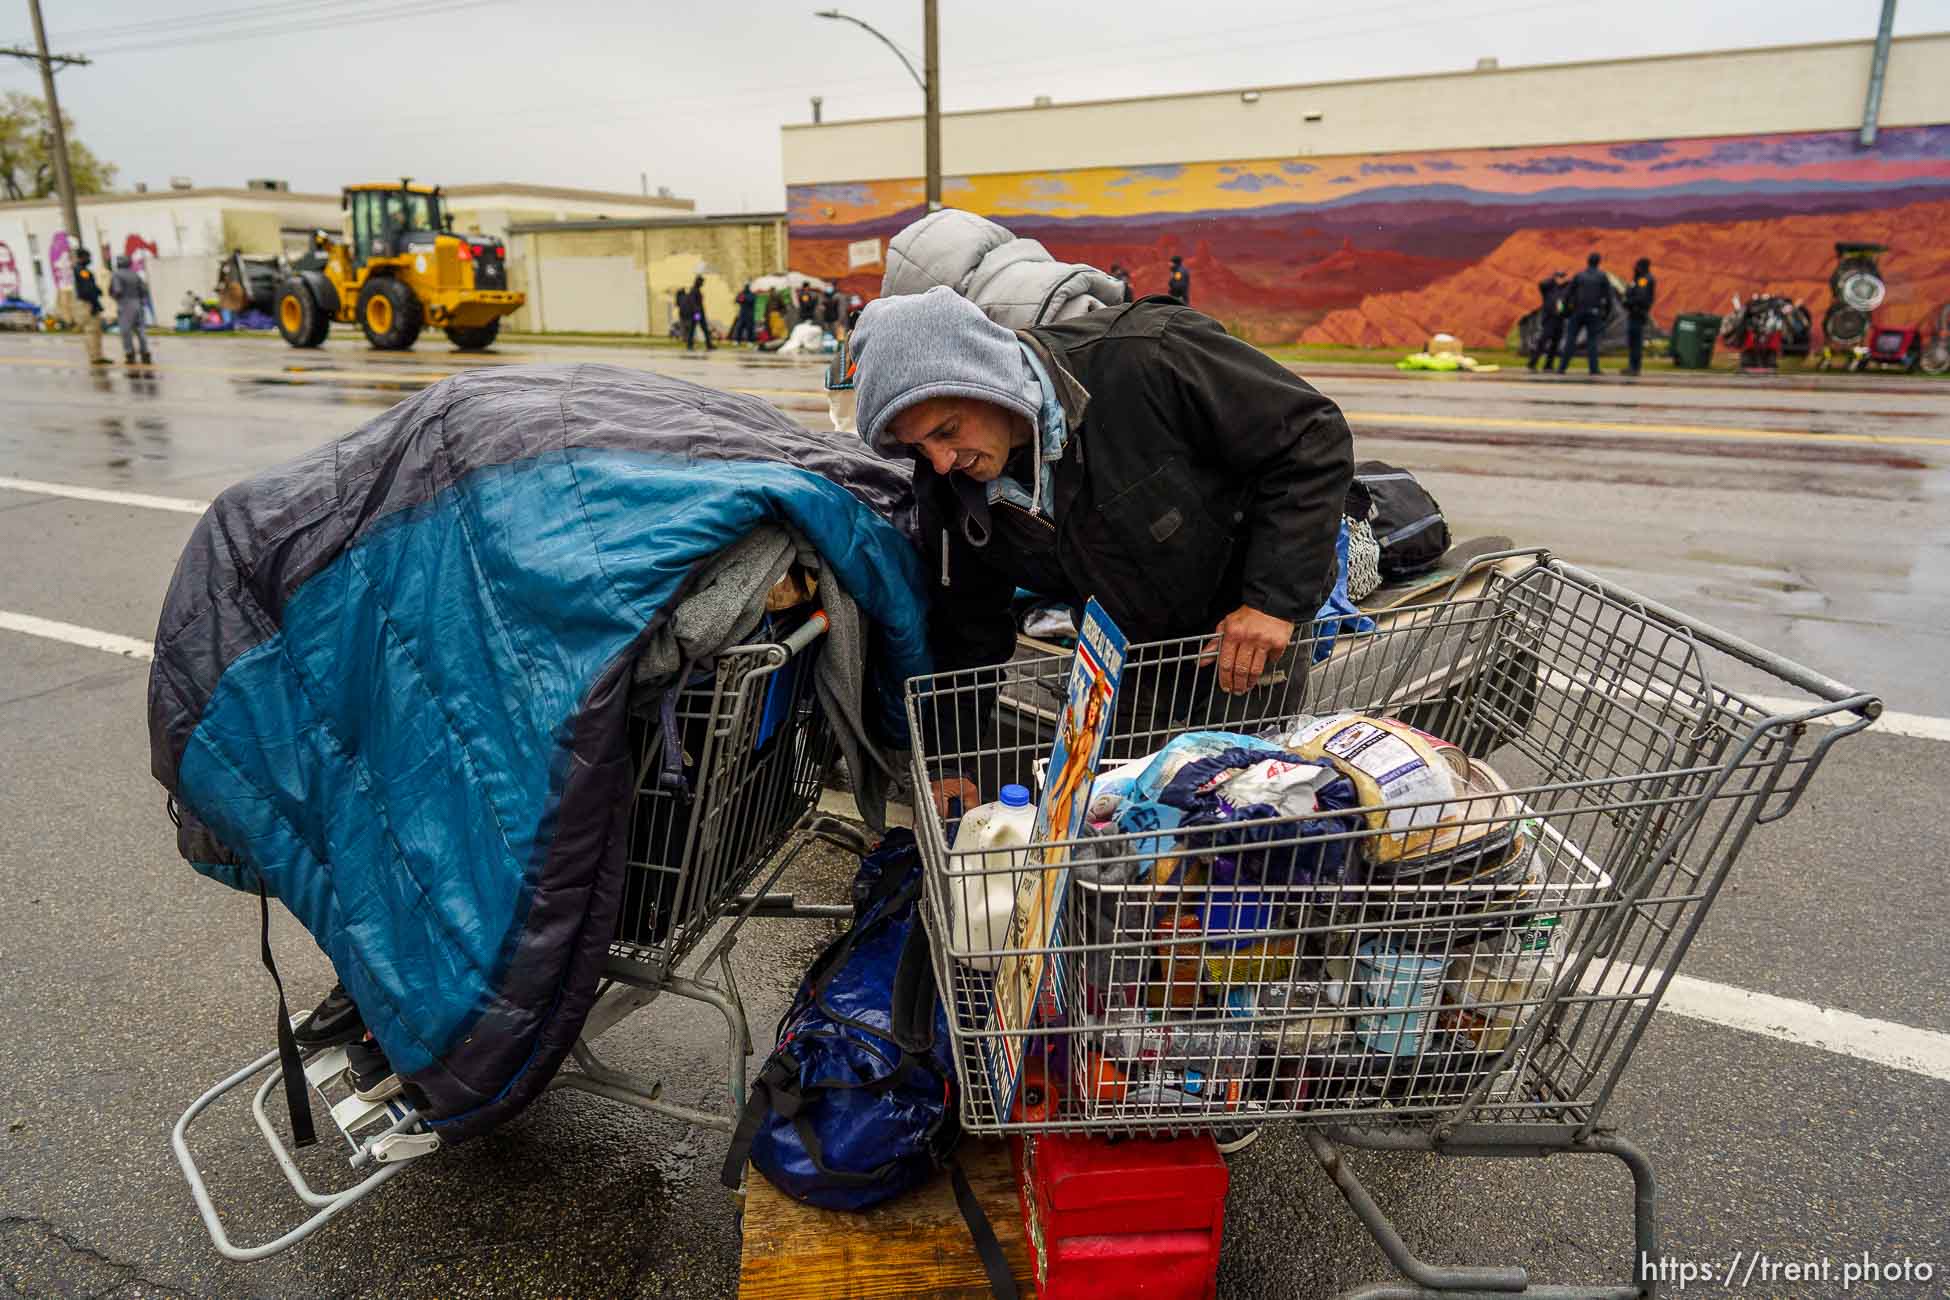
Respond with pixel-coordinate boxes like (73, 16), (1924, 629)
(722, 829), (1016, 1294)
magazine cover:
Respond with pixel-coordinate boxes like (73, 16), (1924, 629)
(989, 599), (1126, 1121)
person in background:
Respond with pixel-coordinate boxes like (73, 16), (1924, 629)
(1528, 270), (1567, 371)
(73, 247), (109, 366)
(109, 255), (152, 365)
(770, 285), (792, 339)
(847, 292), (864, 331)
(1622, 258), (1656, 376)
(1554, 252), (1617, 376)
(796, 283), (819, 326)
(683, 275), (714, 351)
(877, 208), (1125, 328)
(1167, 254), (1191, 305)
(729, 282), (757, 345)
(821, 285), (844, 339)
(1109, 262), (1133, 301)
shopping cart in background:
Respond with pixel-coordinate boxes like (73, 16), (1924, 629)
(173, 610), (860, 1260)
(908, 552), (1878, 1299)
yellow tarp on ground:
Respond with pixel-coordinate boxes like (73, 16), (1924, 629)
(1397, 351), (1501, 373)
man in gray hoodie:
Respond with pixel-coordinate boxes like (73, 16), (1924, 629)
(851, 286), (1352, 794)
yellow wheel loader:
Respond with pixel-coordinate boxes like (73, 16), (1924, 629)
(275, 180), (524, 352)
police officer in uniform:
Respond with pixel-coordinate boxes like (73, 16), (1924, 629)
(1623, 258), (1657, 376)
(73, 247), (110, 365)
(1167, 254), (1191, 305)
(1554, 252), (1617, 376)
(1529, 271), (1568, 370)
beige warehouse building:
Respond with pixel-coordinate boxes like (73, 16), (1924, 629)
(0, 181), (691, 328)
(507, 213), (790, 336)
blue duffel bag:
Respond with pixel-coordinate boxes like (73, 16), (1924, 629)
(722, 827), (957, 1209)
(721, 829), (1016, 1294)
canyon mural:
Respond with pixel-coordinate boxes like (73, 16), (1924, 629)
(787, 124), (1950, 348)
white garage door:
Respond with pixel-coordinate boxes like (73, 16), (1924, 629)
(538, 256), (648, 334)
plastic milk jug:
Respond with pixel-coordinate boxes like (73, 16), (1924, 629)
(946, 784), (1036, 970)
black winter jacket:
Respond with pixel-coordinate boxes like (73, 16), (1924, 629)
(1538, 277), (1567, 317)
(1624, 273), (1656, 318)
(75, 266), (103, 312)
(916, 298), (1353, 678)
(1567, 266), (1615, 315)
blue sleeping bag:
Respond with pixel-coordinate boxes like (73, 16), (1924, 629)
(146, 363), (929, 1140)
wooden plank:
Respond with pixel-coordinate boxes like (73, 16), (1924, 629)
(738, 1139), (1033, 1300)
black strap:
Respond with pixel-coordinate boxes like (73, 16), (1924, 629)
(950, 1156), (1021, 1300)
(257, 881), (316, 1149)
(721, 1052), (797, 1190)
(887, 887), (938, 1052)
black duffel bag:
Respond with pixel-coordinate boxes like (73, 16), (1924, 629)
(1353, 461), (1450, 580)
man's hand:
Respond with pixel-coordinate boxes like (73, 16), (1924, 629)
(930, 775), (980, 820)
(1204, 605), (1295, 694)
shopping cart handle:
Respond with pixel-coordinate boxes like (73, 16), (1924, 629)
(780, 609), (830, 659)
(1550, 561), (1880, 718)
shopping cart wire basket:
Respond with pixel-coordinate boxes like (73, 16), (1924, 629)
(906, 551), (1878, 1299)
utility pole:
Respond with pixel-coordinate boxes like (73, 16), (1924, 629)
(923, 0), (940, 212)
(12, 0), (90, 243)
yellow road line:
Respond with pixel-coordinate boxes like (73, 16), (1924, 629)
(1344, 409), (1950, 449)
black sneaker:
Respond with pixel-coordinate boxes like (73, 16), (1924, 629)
(346, 1038), (402, 1103)
(294, 982), (364, 1050)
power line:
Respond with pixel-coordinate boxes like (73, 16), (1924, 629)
(18, 0), (357, 46)
(3, 0), (514, 57)
(89, 0), (515, 54)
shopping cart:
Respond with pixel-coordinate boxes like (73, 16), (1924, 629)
(172, 611), (860, 1260)
(908, 552), (1878, 1299)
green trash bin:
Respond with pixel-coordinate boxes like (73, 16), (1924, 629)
(1670, 313), (1722, 369)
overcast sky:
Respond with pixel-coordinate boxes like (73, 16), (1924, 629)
(5, 1), (1947, 213)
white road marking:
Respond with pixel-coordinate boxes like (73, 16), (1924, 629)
(1586, 962), (1950, 1085)
(0, 476), (208, 516)
(0, 610), (153, 660)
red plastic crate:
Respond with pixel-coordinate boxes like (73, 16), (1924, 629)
(1011, 1131), (1229, 1299)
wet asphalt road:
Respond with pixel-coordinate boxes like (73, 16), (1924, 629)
(2, 332), (1947, 1299)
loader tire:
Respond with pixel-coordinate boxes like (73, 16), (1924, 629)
(444, 320), (501, 351)
(358, 276), (423, 351)
(276, 282), (329, 348)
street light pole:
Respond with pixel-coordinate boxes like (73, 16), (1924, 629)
(815, 4), (942, 212)
(923, 0), (939, 212)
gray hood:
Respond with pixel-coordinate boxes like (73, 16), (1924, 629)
(881, 208), (1126, 329)
(849, 284), (1041, 460)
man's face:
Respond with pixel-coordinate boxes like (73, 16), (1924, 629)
(888, 396), (1024, 482)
